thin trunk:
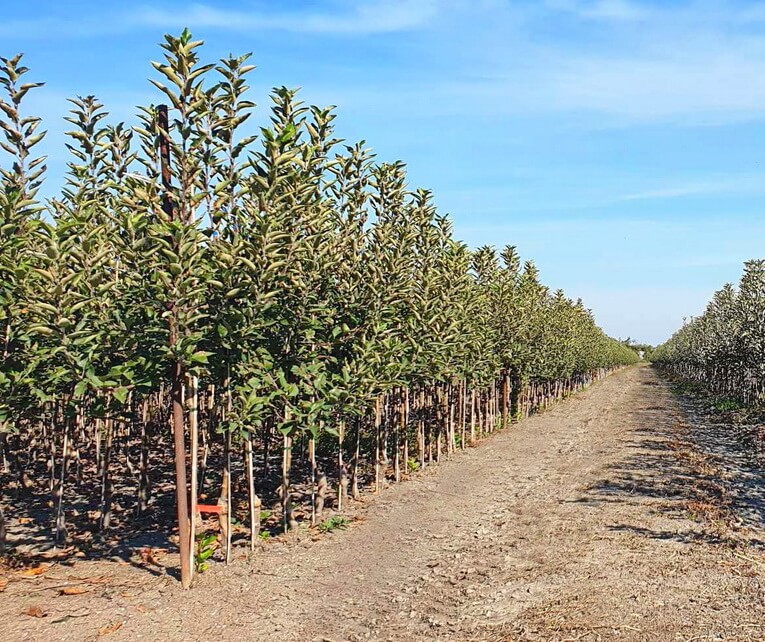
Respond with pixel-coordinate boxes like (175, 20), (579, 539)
(171, 360), (191, 588)
(99, 413), (113, 531)
(282, 431), (297, 531)
(138, 398), (151, 515)
(337, 420), (347, 511)
(417, 389), (425, 470)
(460, 380), (467, 450)
(403, 389), (410, 474)
(161, 102), (192, 590)
(263, 417), (271, 476)
(312, 435), (327, 524)
(470, 388), (476, 444)
(448, 383), (455, 454)
(221, 428), (232, 564)
(351, 417), (361, 500)
(395, 389), (403, 483)
(501, 369), (510, 427)
(188, 375), (199, 581)
(199, 386), (214, 495)
(375, 395), (383, 493)
(54, 415), (69, 546)
(245, 432), (259, 551)
(310, 437), (316, 525)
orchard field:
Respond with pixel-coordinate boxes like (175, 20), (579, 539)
(2, 32), (765, 642)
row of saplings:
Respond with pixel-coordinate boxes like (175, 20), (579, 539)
(0, 367), (613, 583)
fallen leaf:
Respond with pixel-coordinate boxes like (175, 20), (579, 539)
(40, 547), (75, 559)
(23, 605), (46, 618)
(52, 609), (90, 623)
(98, 621), (124, 636)
(19, 564), (49, 577)
(0, 578), (8, 592)
(139, 548), (163, 566)
(84, 576), (111, 585)
(60, 586), (90, 596)
(18, 517), (33, 524)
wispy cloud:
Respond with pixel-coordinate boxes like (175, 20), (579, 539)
(0, 0), (440, 39)
(544, 0), (650, 22)
(618, 175), (765, 201)
(549, 51), (765, 123)
(134, 1), (439, 34)
(289, 1), (765, 126)
(9, 1), (765, 125)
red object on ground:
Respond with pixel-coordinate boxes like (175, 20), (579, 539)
(196, 504), (222, 514)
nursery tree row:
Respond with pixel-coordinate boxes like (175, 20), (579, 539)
(653, 259), (765, 402)
(0, 32), (638, 586)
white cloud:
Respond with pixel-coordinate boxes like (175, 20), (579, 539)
(134, 1), (440, 35)
(0, 0), (440, 39)
(545, 0), (650, 22)
(618, 175), (765, 201)
(548, 48), (765, 122)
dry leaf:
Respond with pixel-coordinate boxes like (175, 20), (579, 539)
(98, 621), (124, 636)
(18, 517), (33, 524)
(60, 586), (90, 596)
(139, 548), (163, 566)
(19, 564), (49, 577)
(40, 546), (75, 560)
(23, 605), (46, 618)
(51, 609), (90, 623)
(0, 578), (8, 592)
(84, 576), (111, 585)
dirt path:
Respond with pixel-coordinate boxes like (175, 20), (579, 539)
(4, 365), (765, 641)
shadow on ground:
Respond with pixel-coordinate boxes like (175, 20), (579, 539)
(579, 366), (765, 549)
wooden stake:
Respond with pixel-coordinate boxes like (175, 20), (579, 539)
(188, 375), (199, 581)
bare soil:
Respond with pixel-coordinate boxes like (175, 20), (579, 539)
(3, 365), (765, 641)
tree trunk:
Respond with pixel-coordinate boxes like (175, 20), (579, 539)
(171, 360), (191, 588)
(138, 398), (151, 515)
(337, 420), (347, 511)
(350, 417), (361, 500)
(374, 396), (383, 493)
(161, 102), (192, 589)
(221, 429), (232, 564)
(188, 375), (199, 581)
(282, 431), (297, 532)
(245, 431), (259, 551)
(54, 414), (69, 546)
(0, 504), (5, 554)
(99, 413), (113, 531)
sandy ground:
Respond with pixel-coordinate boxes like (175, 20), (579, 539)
(2, 364), (764, 641)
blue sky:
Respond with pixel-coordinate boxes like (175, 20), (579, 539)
(4, 0), (765, 344)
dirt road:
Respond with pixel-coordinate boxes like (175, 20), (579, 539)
(4, 365), (765, 641)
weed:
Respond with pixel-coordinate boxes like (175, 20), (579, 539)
(317, 515), (350, 534)
(194, 533), (218, 573)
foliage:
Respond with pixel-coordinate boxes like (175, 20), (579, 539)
(317, 516), (350, 533)
(653, 260), (765, 404)
(194, 533), (218, 573)
(0, 33), (637, 571)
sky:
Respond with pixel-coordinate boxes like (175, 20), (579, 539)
(4, 0), (765, 345)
